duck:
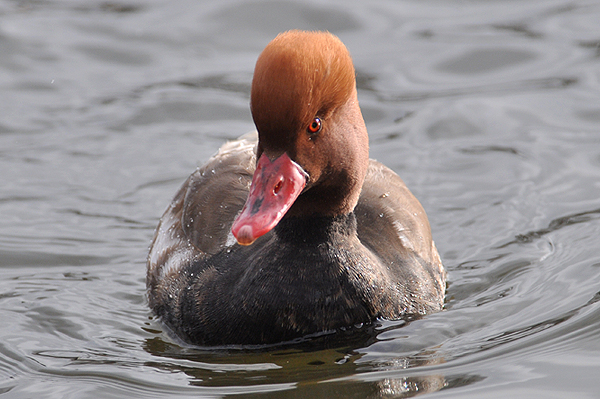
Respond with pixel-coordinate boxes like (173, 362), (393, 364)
(147, 30), (445, 346)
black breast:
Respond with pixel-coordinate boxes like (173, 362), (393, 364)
(155, 214), (393, 345)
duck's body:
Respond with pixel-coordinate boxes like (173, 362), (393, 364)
(147, 31), (445, 346)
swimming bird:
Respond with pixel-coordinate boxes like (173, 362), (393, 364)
(147, 30), (445, 346)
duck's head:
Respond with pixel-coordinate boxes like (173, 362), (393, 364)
(232, 30), (369, 245)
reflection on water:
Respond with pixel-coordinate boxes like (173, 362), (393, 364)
(141, 323), (456, 397)
(1, 0), (600, 398)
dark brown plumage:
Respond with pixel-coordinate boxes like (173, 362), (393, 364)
(147, 31), (445, 346)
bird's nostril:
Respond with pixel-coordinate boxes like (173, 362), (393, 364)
(273, 180), (283, 195)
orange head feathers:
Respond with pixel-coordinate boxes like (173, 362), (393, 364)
(250, 30), (357, 154)
(232, 30), (369, 244)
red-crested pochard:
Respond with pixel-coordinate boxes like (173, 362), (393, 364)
(147, 30), (445, 346)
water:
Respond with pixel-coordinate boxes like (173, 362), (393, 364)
(1, 0), (600, 397)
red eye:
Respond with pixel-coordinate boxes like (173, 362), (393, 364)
(307, 117), (321, 134)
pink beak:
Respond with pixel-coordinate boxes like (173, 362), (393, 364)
(231, 153), (307, 246)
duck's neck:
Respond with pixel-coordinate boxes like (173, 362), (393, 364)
(274, 213), (357, 245)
